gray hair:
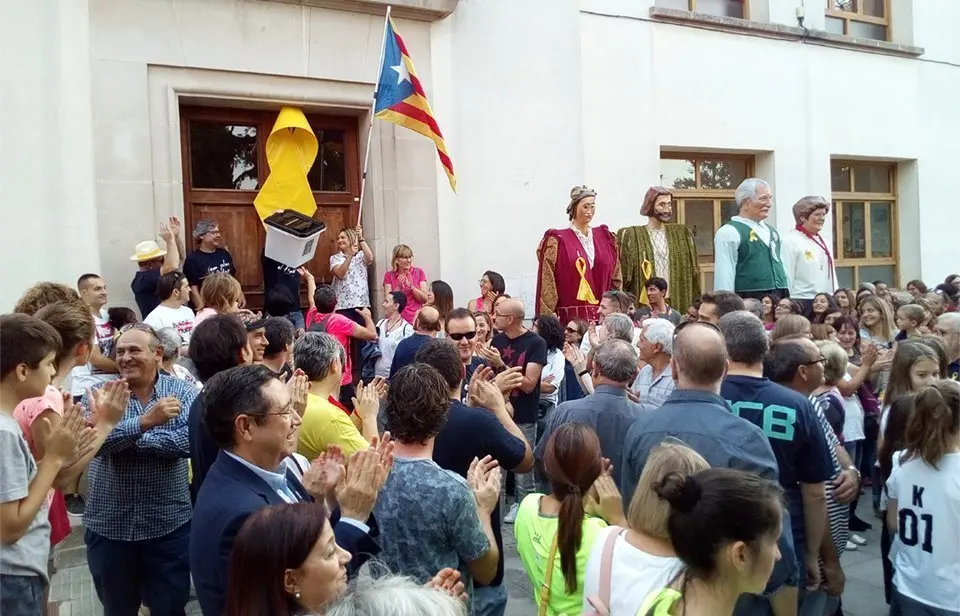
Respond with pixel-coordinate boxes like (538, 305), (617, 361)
(192, 219), (218, 239)
(792, 195), (830, 224)
(743, 298), (764, 319)
(603, 313), (635, 344)
(155, 327), (182, 361)
(594, 339), (640, 384)
(734, 178), (770, 208)
(642, 319), (675, 356)
(938, 312), (960, 333)
(292, 332), (345, 382)
(326, 574), (466, 616)
(718, 310), (769, 365)
(816, 340), (849, 384)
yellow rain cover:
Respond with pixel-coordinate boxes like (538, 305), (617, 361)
(254, 107), (319, 223)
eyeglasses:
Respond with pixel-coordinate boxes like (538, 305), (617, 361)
(448, 331), (477, 341)
(803, 355), (827, 366)
(565, 327), (580, 334)
(119, 323), (157, 336)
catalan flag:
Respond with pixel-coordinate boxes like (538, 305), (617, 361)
(375, 17), (456, 191)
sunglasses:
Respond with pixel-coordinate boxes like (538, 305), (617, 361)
(119, 323), (157, 336)
(448, 331), (477, 341)
(565, 327), (580, 334)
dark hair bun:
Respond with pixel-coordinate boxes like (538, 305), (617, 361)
(653, 472), (702, 513)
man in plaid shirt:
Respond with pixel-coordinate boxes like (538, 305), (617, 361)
(81, 324), (196, 616)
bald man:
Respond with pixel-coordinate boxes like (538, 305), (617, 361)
(490, 298), (547, 522)
(389, 306), (441, 379)
(934, 312), (960, 380)
(621, 323), (799, 616)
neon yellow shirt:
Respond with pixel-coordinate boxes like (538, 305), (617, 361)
(637, 588), (682, 615)
(297, 393), (369, 461)
(513, 494), (608, 616)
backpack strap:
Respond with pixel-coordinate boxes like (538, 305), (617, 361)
(584, 526), (624, 616)
(538, 534), (559, 616)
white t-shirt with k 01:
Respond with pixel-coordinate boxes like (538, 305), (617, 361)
(144, 304), (196, 346)
(581, 526), (684, 616)
(886, 450), (960, 612)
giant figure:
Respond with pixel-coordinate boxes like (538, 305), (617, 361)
(536, 186), (621, 322)
(617, 186), (700, 314)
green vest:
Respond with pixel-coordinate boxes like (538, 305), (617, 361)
(730, 220), (788, 292)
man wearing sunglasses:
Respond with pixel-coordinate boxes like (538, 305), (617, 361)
(445, 308), (487, 401)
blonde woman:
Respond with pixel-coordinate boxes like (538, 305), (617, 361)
(581, 442), (709, 615)
(329, 225), (373, 323)
(194, 273), (244, 326)
(382, 244), (429, 323)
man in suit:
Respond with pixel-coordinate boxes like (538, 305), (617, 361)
(190, 364), (382, 616)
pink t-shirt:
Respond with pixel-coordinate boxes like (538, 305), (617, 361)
(14, 385), (64, 507)
(305, 309), (357, 385)
(383, 267), (427, 323)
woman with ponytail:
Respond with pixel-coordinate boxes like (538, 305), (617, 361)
(513, 424), (625, 615)
(639, 468), (784, 616)
(885, 380), (960, 616)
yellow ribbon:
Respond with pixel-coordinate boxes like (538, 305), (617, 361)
(638, 259), (653, 306)
(575, 257), (599, 305)
(254, 106), (319, 224)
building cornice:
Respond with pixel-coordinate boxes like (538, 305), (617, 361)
(261, 0), (457, 22)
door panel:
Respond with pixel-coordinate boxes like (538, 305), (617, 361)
(180, 106), (360, 312)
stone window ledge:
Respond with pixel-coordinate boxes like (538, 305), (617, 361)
(650, 7), (924, 58)
(264, 0), (457, 21)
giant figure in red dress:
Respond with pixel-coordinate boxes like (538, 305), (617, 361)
(535, 185), (622, 322)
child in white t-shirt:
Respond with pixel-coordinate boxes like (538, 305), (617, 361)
(885, 380), (960, 615)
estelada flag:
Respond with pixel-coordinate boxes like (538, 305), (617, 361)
(374, 17), (456, 192)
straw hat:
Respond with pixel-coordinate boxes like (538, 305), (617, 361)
(130, 240), (167, 262)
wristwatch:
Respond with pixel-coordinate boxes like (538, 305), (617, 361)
(845, 465), (861, 479)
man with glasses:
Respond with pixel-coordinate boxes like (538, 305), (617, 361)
(719, 312), (834, 616)
(183, 220), (236, 309)
(491, 299), (547, 525)
(713, 178), (790, 300)
(80, 323), (199, 616)
(621, 321), (799, 616)
(765, 335), (861, 616)
(446, 308), (488, 401)
(191, 364), (382, 616)
(933, 312), (960, 380)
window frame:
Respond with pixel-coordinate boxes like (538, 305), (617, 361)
(831, 160), (898, 288)
(660, 152), (755, 293)
(657, 0), (749, 19)
(825, 0), (891, 41)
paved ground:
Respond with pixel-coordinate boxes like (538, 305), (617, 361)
(51, 499), (887, 616)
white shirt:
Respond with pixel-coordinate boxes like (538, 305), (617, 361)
(886, 451), (960, 611)
(841, 373), (865, 442)
(374, 317), (413, 378)
(329, 251), (370, 309)
(580, 326), (642, 355)
(713, 216), (777, 292)
(69, 308), (117, 396)
(571, 224), (595, 267)
(582, 527), (684, 616)
(144, 304), (196, 346)
(781, 228), (837, 299)
(540, 349), (565, 405)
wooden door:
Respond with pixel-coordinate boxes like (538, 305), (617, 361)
(180, 106), (361, 310)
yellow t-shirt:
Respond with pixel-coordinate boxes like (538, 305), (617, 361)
(513, 493), (608, 616)
(297, 393), (369, 461)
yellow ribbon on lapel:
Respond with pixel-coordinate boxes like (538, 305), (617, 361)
(575, 257), (599, 305)
(254, 107), (319, 223)
(638, 259), (653, 306)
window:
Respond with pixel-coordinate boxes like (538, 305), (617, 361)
(180, 106), (360, 308)
(660, 153), (754, 292)
(825, 0), (889, 41)
(655, 0), (746, 19)
(831, 161), (898, 288)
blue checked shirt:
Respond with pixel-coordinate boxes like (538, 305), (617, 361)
(81, 373), (196, 541)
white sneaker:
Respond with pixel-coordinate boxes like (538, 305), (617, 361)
(504, 503), (520, 524)
(851, 533), (868, 546)
(845, 540), (859, 551)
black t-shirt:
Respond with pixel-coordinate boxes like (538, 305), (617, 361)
(131, 268), (161, 318)
(262, 254), (300, 301)
(948, 359), (959, 382)
(389, 334), (433, 379)
(433, 400), (526, 588)
(188, 393), (219, 501)
(460, 356), (487, 402)
(492, 330), (548, 424)
(183, 248), (236, 288)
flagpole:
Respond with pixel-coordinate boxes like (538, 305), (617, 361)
(356, 5), (392, 227)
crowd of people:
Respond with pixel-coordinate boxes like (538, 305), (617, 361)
(2, 181), (959, 616)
